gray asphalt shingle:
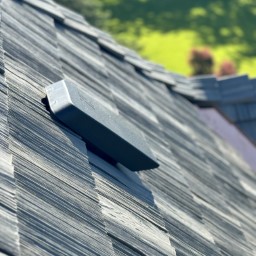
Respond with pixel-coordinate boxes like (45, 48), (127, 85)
(1, 1), (256, 256)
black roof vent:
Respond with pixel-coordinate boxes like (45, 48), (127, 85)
(45, 80), (159, 171)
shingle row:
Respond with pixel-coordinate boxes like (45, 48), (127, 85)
(99, 48), (223, 255)
(0, 4), (20, 254)
(173, 74), (256, 144)
(2, 1), (116, 255)
(1, 1), (256, 256)
(55, 18), (177, 256)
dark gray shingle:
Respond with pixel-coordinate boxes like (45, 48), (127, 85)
(0, 1), (256, 256)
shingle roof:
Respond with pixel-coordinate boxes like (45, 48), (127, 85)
(175, 74), (256, 145)
(1, 1), (256, 256)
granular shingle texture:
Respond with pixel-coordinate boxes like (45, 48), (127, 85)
(174, 75), (256, 145)
(0, 1), (256, 256)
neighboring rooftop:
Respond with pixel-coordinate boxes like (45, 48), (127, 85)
(174, 75), (256, 144)
(1, 1), (256, 256)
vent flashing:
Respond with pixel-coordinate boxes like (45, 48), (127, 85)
(46, 80), (159, 171)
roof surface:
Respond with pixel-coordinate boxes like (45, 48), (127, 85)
(1, 1), (256, 256)
(174, 75), (256, 145)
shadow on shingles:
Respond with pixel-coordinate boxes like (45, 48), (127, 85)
(88, 151), (156, 208)
(42, 95), (156, 208)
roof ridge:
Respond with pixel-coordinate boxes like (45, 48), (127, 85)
(15, 0), (256, 149)
(16, 0), (180, 86)
(17, 0), (256, 93)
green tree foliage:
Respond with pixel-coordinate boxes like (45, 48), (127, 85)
(55, 0), (110, 28)
(54, 0), (256, 76)
(102, 0), (256, 56)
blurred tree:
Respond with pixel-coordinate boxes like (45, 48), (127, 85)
(55, 0), (110, 28)
(54, 0), (256, 76)
(189, 48), (214, 76)
(217, 60), (237, 77)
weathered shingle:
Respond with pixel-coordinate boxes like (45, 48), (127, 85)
(0, 1), (256, 256)
(175, 73), (256, 146)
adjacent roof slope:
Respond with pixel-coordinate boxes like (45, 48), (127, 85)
(174, 75), (256, 144)
(0, 0), (256, 256)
